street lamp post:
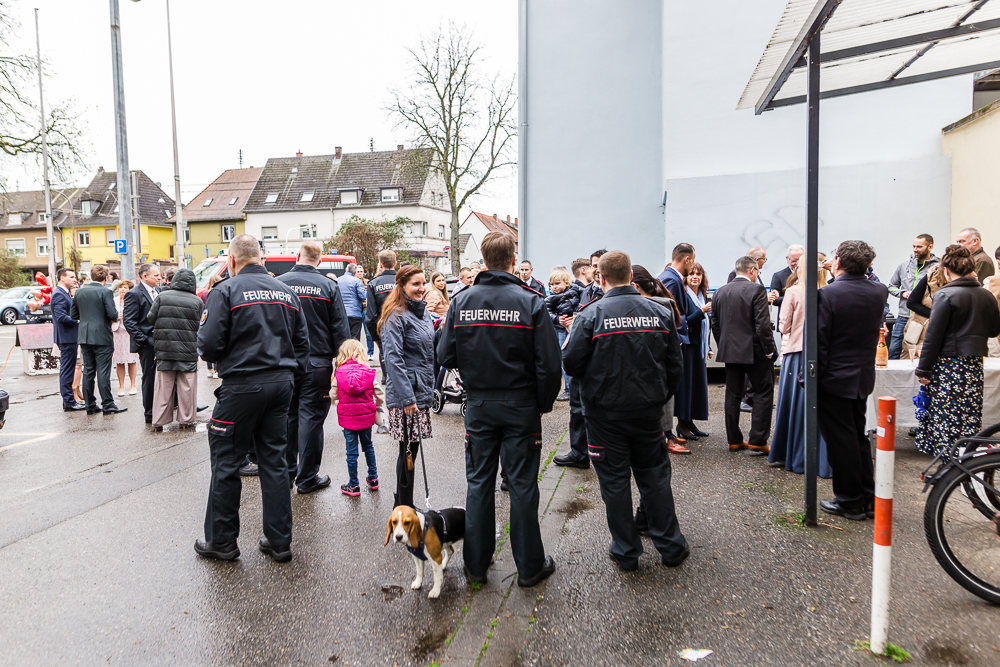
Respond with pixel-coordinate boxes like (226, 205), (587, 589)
(164, 0), (186, 267)
(109, 0), (136, 282)
(34, 9), (56, 280)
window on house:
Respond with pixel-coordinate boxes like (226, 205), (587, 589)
(7, 213), (19, 226)
(107, 181), (115, 190)
(36, 237), (49, 256)
(222, 224), (235, 242)
(78, 230), (90, 247)
(411, 221), (427, 236)
(228, 197), (238, 206)
(262, 227), (278, 241)
(203, 198), (213, 206)
(265, 193), (278, 204)
(113, 204), (119, 213)
(438, 225), (445, 239)
(381, 188), (400, 203)
(184, 229), (190, 244)
(301, 225), (317, 239)
(164, 210), (171, 218)
(300, 192), (315, 202)
(81, 200), (93, 216)
(106, 229), (117, 245)
(339, 190), (359, 205)
(5, 238), (25, 256)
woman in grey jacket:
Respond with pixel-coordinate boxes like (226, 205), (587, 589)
(377, 264), (436, 507)
(147, 268), (204, 429)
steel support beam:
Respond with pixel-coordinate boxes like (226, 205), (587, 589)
(804, 33), (821, 527)
(817, 18), (1000, 64)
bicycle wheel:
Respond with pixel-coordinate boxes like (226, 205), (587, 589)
(925, 451), (1000, 605)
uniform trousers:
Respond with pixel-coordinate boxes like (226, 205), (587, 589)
(286, 360), (333, 487)
(464, 398), (546, 580)
(205, 379), (294, 547)
(152, 370), (197, 426)
(137, 344), (156, 421)
(80, 344), (114, 410)
(58, 342), (77, 404)
(723, 352), (774, 446)
(817, 391), (875, 512)
(588, 415), (687, 567)
(567, 378), (589, 462)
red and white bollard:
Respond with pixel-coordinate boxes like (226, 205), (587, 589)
(870, 396), (896, 655)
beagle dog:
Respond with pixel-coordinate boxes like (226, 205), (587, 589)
(385, 505), (465, 599)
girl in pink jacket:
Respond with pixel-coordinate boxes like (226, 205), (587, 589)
(333, 339), (384, 496)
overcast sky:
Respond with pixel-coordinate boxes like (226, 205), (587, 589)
(7, 0), (518, 218)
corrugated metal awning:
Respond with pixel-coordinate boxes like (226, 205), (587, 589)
(739, 0), (1000, 113)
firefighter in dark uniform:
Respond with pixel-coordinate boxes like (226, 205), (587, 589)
(363, 249), (399, 377)
(555, 250), (605, 469)
(195, 234), (310, 564)
(277, 241), (351, 493)
(437, 232), (563, 588)
(562, 250), (689, 571)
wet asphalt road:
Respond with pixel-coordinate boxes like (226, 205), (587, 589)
(1, 321), (998, 666)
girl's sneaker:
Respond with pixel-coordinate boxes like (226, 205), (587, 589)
(366, 476), (379, 491)
(340, 483), (360, 497)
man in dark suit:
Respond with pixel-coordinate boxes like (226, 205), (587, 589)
(711, 255), (776, 455)
(71, 265), (125, 415)
(817, 240), (889, 521)
(52, 268), (84, 411)
(124, 263), (160, 423)
(770, 244), (804, 308)
(657, 243), (695, 345)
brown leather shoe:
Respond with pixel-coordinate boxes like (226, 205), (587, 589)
(729, 442), (749, 452)
(673, 434), (688, 445)
(667, 440), (691, 455)
(747, 443), (770, 454)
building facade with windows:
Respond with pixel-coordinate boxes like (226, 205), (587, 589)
(0, 189), (71, 275)
(168, 167), (261, 260)
(243, 147), (451, 272)
(459, 211), (518, 268)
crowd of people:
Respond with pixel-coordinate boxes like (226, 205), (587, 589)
(38, 222), (1000, 581)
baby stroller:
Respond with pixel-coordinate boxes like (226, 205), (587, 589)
(432, 368), (466, 416)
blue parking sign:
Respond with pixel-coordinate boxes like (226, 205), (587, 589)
(113, 239), (128, 254)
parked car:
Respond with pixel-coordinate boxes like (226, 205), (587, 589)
(445, 275), (461, 296)
(191, 252), (358, 299)
(0, 286), (50, 325)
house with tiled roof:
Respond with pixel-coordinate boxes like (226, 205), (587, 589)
(459, 211), (518, 268)
(168, 167), (262, 261)
(243, 146), (451, 271)
(0, 188), (78, 275)
(58, 168), (177, 274)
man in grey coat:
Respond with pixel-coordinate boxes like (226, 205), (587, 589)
(886, 234), (937, 359)
(71, 265), (126, 415)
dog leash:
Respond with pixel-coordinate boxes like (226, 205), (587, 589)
(404, 412), (432, 510)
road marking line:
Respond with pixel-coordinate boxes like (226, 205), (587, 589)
(0, 433), (61, 452)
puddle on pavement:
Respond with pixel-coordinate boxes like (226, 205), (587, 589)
(381, 584), (404, 602)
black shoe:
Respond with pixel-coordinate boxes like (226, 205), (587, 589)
(63, 402), (86, 412)
(238, 463), (259, 477)
(819, 499), (867, 521)
(102, 404), (127, 415)
(86, 407), (101, 415)
(609, 549), (638, 571)
(258, 537), (292, 563)
(297, 474), (332, 494)
(500, 477), (508, 492)
(517, 555), (556, 587)
(908, 426), (919, 437)
(464, 564), (487, 586)
(691, 428), (710, 438)
(634, 507), (649, 534)
(194, 538), (240, 561)
(197, 404), (209, 412)
(676, 429), (699, 441)
(866, 500), (875, 519)
(662, 545), (690, 567)
(740, 401), (753, 413)
(555, 391), (570, 402)
(553, 453), (589, 469)
(145, 416), (152, 424)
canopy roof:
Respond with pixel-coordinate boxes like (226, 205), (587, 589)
(739, 0), (1000, 113)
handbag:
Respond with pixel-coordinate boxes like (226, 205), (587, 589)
(902, 318), (924, 346)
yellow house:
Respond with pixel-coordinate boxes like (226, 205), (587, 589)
(169, 167), (261, 262)
(62, 168), (178, 276)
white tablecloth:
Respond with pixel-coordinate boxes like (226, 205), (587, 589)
(864, 358), (1000, 432)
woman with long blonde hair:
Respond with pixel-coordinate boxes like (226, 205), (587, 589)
(424, 270), (450, 318)
(377, 264), (436, 507)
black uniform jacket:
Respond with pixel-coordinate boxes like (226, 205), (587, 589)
(562, 285), (683, 421)
(364, 268), (397, 344)
(197, 264), (310, 382)
(437, 270), (562, 413)
(277, 264), (351, 360)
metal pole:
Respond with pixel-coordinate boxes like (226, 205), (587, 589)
(803, 33), (821, 526)
(34, 9), (56, 280)
(165, 0), (186, 267)
(109, 0), (136, 282)
(870, 396), (896, 655)
(517, 0), (527, 261)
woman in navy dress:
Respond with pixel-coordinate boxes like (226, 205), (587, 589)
(675, 263), (712, 440)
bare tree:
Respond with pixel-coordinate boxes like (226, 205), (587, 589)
(0, 3), (86, 189)
(390, 23), (516, 275)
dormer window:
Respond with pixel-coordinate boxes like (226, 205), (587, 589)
(7, 213), (20, 226)
(81, 200), (94, 216)
(300, 192), (315, 203)
(265, 193), (278, 204)
(338, 187), (362, 205)
(381, 187), (401, 203)
(203, 198), (213, 206)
